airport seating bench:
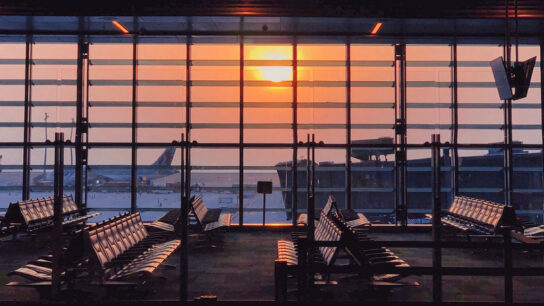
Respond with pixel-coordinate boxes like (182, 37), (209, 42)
(275, 210), (342, 299)
(0, 216), (20, 238)
(190, 195), (231, 232)
(147, 208), (181, 233)
(6, 212), (179, 287)
(297, 194), (371, 228)
(296, 195), (336, 226)
(85, 212), (180, 283)
(330, 211), (416, 284)
(2, 195), (99, 234)
(277, 210), (342, 266)
(441, 196), (516, 235)
(337, 208), (371, 229)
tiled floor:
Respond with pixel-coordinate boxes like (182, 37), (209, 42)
(0, 231), (543, 302)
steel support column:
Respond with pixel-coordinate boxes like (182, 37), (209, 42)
(394, 43), (408, 227)
(185, 28), (192, 214)
(51, 132), (64, 298)
(503, 2), (513, 207)
(130, 17), (138, 213)
(22, 31), (32, 201)
(346, 38), (352, 210)
(75, 17), (88, 210)
(431, 134), (442, 303)
(239, 20), (244, 226)
(179, 134), (188, 303)
(292, 37), (298, 226)
(451, 42), (459, 200)
(84, 34), (90, 210)
(540, 37), (544, 223)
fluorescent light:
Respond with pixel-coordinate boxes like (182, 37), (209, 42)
(370, 22), (383, 35)
(112, 20), (129, 34)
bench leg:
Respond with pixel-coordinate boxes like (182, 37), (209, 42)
(275, 260), (287, 302)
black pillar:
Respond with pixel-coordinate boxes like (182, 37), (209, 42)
(75, 19), (88, 210)
(395, 43), (408, 227)
(130, 17), (138, 213)
(22, 32), (32, 201)
(51, 132), (64, 298)
(451, 42), (459, 199)
(431, 134), (442, 303)
(292, 38), (298, 226)
(540, 37), (544, 224)
(179, 134), (188, 302)
(346, 38), (352, 209)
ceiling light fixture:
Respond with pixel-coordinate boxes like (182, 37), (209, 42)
(370, 22), (383, 35)
(112, 20), (129, 34)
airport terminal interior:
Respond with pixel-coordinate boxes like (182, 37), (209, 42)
(1, 0), (544, 304)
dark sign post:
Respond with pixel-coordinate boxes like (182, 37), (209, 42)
(257, 181), (272, 226)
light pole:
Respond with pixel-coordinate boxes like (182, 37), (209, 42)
(44, 112), (49, 174)
(70, 118), (74, 166)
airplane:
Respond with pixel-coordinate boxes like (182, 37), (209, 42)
(33, 147), (178, 187)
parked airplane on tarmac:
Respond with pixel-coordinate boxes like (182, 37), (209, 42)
(33, 147), (177, 187)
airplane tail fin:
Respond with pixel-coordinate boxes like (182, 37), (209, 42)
(152, 147), (176, 166)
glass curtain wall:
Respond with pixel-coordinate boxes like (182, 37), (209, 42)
(0, 37), (25, 204)
(0, 34), (542, 224)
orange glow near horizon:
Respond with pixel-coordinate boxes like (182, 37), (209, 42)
(248, 46), (292, 82)
(112, 20), (130, 34)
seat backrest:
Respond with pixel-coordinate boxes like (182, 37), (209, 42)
(449, 197), (462, 215)
(17, 201), (33, 223)
(315, 213), (342, 266)
(467, 199), (483, 220)
(4, 194), (80, 227)
(132, 212), (148, 240)
(321, 195), (337, 217)
(487, 204), (501, 226)
(88, 227), (110, 269)
(62, 195), (79, 215)
(464, 198), (477, 219)
(454, 197), (469, 217)
(85, 212), (145, 271)
(451, 196), (511, 232)
(31, 199), (47, 220)
(191, 195), (208, 225)
(44, 197), (54, 218)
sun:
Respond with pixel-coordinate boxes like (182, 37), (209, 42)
(259, 66), (292, 83)
(247, 46), (292, 83)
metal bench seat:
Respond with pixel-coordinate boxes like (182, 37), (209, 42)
(2, 195), (98, 235)
(86, 212), (181, 283)
(147, 221), (175, 232)
(345, 213), (371, 228)
(330, 212), (414, 283)
(147, 208), (181, 233)
(440, 196), (516, 236)
(275, 210), (417, 301)
(8, 265), (57, 282)
(277, 212), (343, 269)
(190, 195), (231, 233)
(524, 225), (544, 237)
(111, 240), (181, 280)
(296, 195), (337, 226)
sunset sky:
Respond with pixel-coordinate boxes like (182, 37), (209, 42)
(0, 41), (541, 168)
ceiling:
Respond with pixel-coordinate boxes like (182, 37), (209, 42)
(0, 0), (543, 19)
